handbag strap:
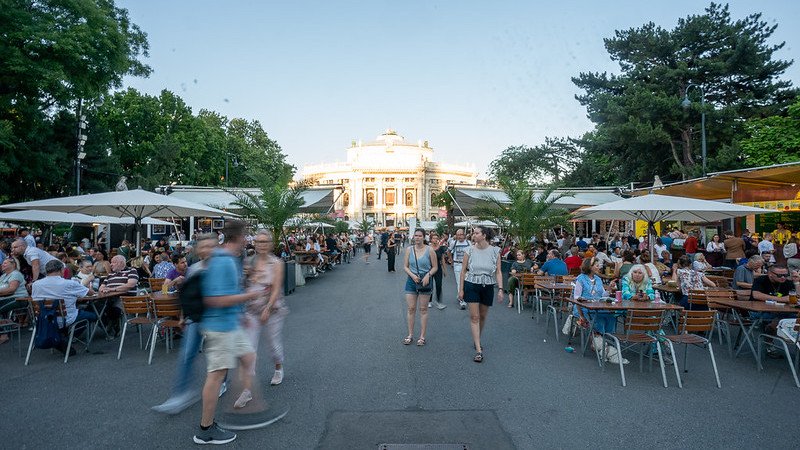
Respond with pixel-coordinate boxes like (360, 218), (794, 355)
(412, 246), (420, 276)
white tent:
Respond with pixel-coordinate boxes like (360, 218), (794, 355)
(0, 210), (103, 224)
(1, 189), (235, 255)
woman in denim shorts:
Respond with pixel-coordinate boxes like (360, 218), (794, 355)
(402, 229), (439, 346)
(458, 226), (504, 363)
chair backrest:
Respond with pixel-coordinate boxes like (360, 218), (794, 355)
(705, 289), (736, 303)
(558, 287), (574, 312)
(687, 289), (707, 309)
(151, 296), (182, 320)
(559, 275), (577, 284)
(30, 298), (66, 318)
(706, 275), (731, 287)
(120, 295), (150, 316)
(735, 289), (751, 301)
(624, 309), (665, 334)
(679, 310), (716, 334)
(519, 273), (537, 289)
(536, 275), (555, 285)
(148, 278), (166, 292)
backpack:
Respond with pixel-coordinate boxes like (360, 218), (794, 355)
(179, 268), (207, 323)
(34, 300), (64, 349)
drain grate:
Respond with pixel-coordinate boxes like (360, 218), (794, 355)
(379, 445), (469, 450)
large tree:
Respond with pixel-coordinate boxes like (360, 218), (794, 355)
(488, 137), (580, 185)
(0, 0), (150, 202)
(569, 2), (796, 185)
(738, 98), (800, 167)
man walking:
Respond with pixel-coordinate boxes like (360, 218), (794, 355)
(193, 221), (264, 445)
(449, 229), (471, 309)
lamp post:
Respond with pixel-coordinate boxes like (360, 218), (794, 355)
(75, 97), (104, 194)
(681, 83), (707, 177)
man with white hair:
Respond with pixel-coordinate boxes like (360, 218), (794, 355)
(98, 255), (139, 336)
(10, 238), (58, 282)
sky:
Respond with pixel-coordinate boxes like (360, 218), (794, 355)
(118, 1), (800, 178)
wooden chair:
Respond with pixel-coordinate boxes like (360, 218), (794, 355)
(544, 285), (574, 343)
(603, 310), (669, 387)
(687, 289), (708, 311)
(559, 275), (577, 284)
(705, 289), (738, 356)
(0, 317), (22, 357)
(534, 275), (556, 317)
(663, 310), (722, 388)
(24, 299), (91, 365)
(514, 273), (537, 315)
(148, 278), (166, 293)
(117, 295), (156, 360)
(148, 296), (183, 365)
(705, 275), (732, 289)
(757, 312), (800, 388)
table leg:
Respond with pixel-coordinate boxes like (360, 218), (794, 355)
(87, 300), (109, 344)
(731, 310), (762, 370)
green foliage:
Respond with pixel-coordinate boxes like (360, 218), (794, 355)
(488, 138), (580, 185)
(0, 0), (151, 202)
(567, 3), (796, 184)
(739, 99), (800, 166)
(357, 218), (373, 234)
(333, 220), (350, 234)
(472, 178), (571, 252)
(435, 219), (447, 237)
(431, 187), (456, 233)
(231, 184), (307, 254)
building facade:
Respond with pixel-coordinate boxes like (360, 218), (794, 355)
(302, 130), (478, 226)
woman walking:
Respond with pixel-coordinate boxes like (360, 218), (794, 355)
(242, 230), (289, 395)
(458, 226), (503, 363)
(363, 233), (373, 264)
(387, 233), (396, 272)
(429, 232), (447, 310)
(402, 229), (438, 346)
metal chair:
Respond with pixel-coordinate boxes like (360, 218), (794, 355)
(662, 310), (722, 388)
(704, 289), (738, 356)
(148, 295), (183, 365)
(148, 278), (166, 293)
(545, 286), (574, 343)
(534, 275), (556, 317)
(117, 295), (156, 360)
(0, 317), (22, 357)
(603, 309), (669, 388)
(514, 273), (537, 315)
(25, 299), (91, 365)
(757, 313), (800, 388)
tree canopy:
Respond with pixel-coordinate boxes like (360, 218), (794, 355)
(739, 98), (800, 167)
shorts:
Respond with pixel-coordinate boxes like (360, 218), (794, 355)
(201, 328), (254, 372)
(364, 244), (371, 253)
(405, 276), (433, 295)
(464, 280), (495, 306)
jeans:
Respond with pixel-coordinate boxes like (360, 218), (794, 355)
(170, 320), (204, 396)
(432, 268), (443, 302)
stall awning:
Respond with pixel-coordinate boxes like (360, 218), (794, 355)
(632, 162), (800, 201)
(165, 186), (337, 214)
(298, 189), (336, 213)
(448, 186), (623, 216)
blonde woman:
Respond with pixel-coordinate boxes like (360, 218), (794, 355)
(620, 264), (654, 301)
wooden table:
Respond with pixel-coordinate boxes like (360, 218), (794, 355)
(566, 298), (683, 357)
(704, 298), (800, 369)
(532, 282), (573, 318)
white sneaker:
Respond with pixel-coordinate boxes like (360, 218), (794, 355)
(459, 300), (467, 310)
(270, 369), (284, 386)
(233, 389), (252, 409)
(428, 302), (432, 308)
(435, 301), (447, 310)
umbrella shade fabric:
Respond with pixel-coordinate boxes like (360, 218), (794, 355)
(303, 221), (334, 228)
(0, 189), (235, 219)
(454, 219), (500, 228)
(0, 210), (102, 224)
(92, 216), (175, 226)
(572, 194), (775, 222)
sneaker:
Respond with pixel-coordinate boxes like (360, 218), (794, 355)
(193, 422), (237, 445)
(435, 301), (447, 310)
(428, 302), (432, 308)
(233, 389), (252, 409)
(459, 300), (467, 310)
(218, 382), (227, 398)
(152, 391), (200, 414)
(270, 369), (284, 386)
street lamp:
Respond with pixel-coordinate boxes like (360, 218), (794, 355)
(75, 96), (104, 194)
(681, 83), (707, 177)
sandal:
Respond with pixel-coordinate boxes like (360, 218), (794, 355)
(507, 303), (514, 308)
(473, 352), (483, 363)
(402, 336), (413, 345)
(416, 337), (426, 346)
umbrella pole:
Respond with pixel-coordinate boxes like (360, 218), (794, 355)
(136, 218), (142, 257)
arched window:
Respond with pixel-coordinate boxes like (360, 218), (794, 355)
(342, 192), (350, 207)
(405, 191), (414, 206)
(366, 191), (375, 207)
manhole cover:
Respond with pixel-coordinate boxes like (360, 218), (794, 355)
(379, 445), (469, 450)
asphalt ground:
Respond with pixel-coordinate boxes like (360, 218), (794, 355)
(1, 246), (796, 449)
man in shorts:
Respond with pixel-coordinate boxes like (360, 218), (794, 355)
(194, 221), (264, 445)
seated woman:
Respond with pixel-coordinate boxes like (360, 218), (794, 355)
(621, 264), (654, 301)
(507, 250), (532, 308)
(573, 257), (628, 365)
(672, 255), (715, 308)
(692, 253), (713, 272)
(614, 250), (635, 279)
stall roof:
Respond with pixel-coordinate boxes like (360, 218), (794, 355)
(163, 186), (336, 214)
(631, 162), (800, 200)
(447, 186), (623, 215)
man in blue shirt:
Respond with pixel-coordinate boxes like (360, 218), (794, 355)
(660, 231), (673, 252)
(194, 221), (264, 445)
(538, 250), (569, 276)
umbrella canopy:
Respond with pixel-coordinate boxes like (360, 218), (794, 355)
(572, 194), (775, 222)
(0, 210), (102, 224)
(1, 189), (236, 255)
(454, 219), (500, 228)
(303, 221), (334, 228)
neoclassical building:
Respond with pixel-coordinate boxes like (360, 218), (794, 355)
(302, 130), (478, 226)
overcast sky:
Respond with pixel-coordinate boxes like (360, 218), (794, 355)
(119, 1), (800, 178)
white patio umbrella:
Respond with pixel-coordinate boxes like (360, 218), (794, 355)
(1, 189), (236, 255)
(573, 194), (776, 261)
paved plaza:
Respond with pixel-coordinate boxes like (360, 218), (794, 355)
(2, 251), (796, 449)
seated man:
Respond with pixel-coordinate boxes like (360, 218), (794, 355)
(733, 255), (764, 289)
(153, 251), (175, 279)
(538, 250), (568, 276)
(564, 246), (583, 271)
(10, 238), (58, 283)
(164, 255), (188, 292)
(98, 255), (139, 336)
(31, 260), (97, 354)
(750, 264), (799, 356)
(324, 234), (341, 265)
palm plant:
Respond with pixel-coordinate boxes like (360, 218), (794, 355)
(431, 187), (457, 233)
(473, 178), (571, 252)
(231, 183), (307, 255)
(357, 217), (374, 234)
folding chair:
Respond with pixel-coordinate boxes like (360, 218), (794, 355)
(757, 313), (800, 388)
(117, 295), (156, 360)
(148, 296), (183, 365)
(663, 310), (722, 388)
(25, 299), (91, 365)
(603, 309), (669, 387)
(514, 273), (537, 315)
